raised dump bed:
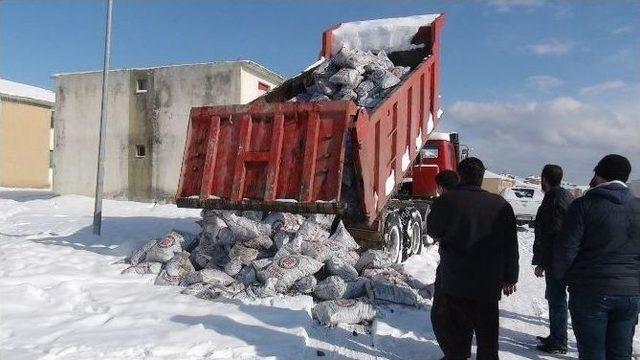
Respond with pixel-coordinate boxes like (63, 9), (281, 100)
(177, 14), (446, 246)
(176, 101), (357, 214)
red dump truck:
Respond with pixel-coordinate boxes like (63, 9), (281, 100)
(176, 14), (465, 263)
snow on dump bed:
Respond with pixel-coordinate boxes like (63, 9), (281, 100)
(330, 14), (441, 56)
(0, 78), (55, 104)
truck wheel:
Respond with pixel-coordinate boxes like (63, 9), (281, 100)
(383, 212), (404, 264)
(405, 210), (423, 255)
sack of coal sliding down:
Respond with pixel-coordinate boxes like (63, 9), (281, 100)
(312, 299), (377, 326)
(121, 261), (163, 275)
(363, 268), (426, 307)
(140, 231), (184, 263)
(314, 276), (369, 301)
(257, 254), (323, 293)
(290, 44), (411, 109)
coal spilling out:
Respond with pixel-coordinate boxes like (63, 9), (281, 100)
(289, 45), (412, 108)
(123, 209), (432, 326)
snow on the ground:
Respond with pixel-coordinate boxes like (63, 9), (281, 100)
(1, 191), (638, 359)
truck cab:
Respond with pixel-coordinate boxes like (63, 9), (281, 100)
(401, 132), (465, 198)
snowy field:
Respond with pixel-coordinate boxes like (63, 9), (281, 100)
(1, 189), (638, 359)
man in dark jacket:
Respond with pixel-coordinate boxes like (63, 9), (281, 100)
(427, 157), (519, 359)
(554, 154), (640, 358)
(532, 164), (574, 353)
(435, 169), (460, 195)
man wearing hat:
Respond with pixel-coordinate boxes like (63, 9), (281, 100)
(554, 154), (640, 358)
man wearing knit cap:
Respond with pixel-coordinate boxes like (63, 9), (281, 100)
(554, 154), (640, 358)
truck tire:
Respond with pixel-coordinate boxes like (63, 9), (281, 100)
(405, 209), (423, 255)
(383, 212), (404, 264)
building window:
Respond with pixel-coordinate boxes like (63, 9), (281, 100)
(136, 79), (148, 93)
(135, 145), (146, 158)
(258, 81), (270, 92)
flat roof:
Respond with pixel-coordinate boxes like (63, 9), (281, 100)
(484, 170), (512, 180)
(52, 60), (285, 84)
(0, 79), (55, 106)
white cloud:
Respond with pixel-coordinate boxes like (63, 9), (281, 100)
(604, 47), (634, 65)
(579, 80), (629, 96)
(524, 39), (575, 56)
(611, 25), (632, 35)
(445, 97), (640, 183)
(488, 0), (545, 12)
(526, 75), (564, 92)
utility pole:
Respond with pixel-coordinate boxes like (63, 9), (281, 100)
(93, 0), (114, 235)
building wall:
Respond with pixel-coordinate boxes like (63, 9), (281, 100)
(53, 62), (282, 201)
(0, 99), (51, 188)
(239, 65), (280, 104)
(53, 71), (131, 198)
(128, 70), (154, 201)
(482, 177), (516, 195)
(150, 63), (241, 200)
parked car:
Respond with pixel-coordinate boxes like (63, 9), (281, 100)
(500, 186), (543, 226)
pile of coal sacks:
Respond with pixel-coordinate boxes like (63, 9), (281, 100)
(290, 45), (411, 108)
(123, 210), (431, 327)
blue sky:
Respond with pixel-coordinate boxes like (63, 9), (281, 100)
(2, 0), (638, 183)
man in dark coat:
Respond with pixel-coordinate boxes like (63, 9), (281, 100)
(554, 154), (640, 358)
(532, 164), (574, 353)
(435, 169), (460, 195)
(427, 157), (519, 359)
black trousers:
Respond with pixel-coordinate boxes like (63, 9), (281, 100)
(431, 282), (499, 360)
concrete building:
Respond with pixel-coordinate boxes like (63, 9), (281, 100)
(628, 179), (640, 197)
(482, 170), (516, 195)
(0, 79), (55, 188)
(52, 61), (283, 202)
